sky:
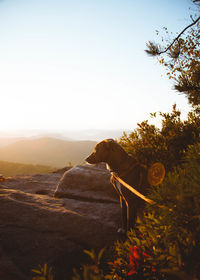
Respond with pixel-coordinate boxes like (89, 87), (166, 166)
(0, 0), (195, 135)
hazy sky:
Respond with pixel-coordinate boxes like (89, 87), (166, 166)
(0, 0), (194, 133)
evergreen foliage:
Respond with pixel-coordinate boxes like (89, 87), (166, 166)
(145, 1), (200, 110)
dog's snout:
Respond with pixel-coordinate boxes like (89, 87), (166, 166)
(85, 153), (93, 163)
(85, 152), (100, 164)
(85, 156), (90, 162)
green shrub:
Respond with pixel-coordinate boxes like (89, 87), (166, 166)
(107, 142), (200, 280)
(72, 249), (108, 280)
(120, 106), (200, 172)
(32, 263), (54, 280)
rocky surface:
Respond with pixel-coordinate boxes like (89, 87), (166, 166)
(54, 164), (118, 203)
(0, 166), (120, 280)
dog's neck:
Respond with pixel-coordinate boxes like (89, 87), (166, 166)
(106, 153), (135, 177)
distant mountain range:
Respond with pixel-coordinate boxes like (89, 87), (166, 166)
(0, 137), (97, 168)
(60, 129), (129, 141)
(0, 129), (129, 142)
(0, 137), (26, 147)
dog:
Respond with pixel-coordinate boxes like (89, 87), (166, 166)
(86, 139), (149, 234)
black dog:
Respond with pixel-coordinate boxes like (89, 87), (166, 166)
(86, 139), (148, 233)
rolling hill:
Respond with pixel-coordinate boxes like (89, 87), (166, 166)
(0, 137), (96, 168)
(0, 160), (54, 176)
(0, 137), (25, 147)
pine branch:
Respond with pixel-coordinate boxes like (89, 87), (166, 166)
(146, 16), (200, 56)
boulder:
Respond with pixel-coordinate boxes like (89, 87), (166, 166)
(0, 169), (121, 280)
(54, 164), (119, 203)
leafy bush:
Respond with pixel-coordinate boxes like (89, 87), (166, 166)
(108, 142), (200, 280)
(32, 264), (54, 280)
(72, 249), (106, 280)
(120, 105), (200, 172)
(147, 142), (200, 278)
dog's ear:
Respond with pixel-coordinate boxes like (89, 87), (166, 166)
(101, 139), (113, 150)
(106, 139), (115, 142)
(102, 139), (116, 150)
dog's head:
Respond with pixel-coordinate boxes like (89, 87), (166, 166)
(86, 139), (126, 164)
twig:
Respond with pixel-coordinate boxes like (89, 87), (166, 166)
(158, 16), (200, 55)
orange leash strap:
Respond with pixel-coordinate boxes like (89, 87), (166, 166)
(113, 173), (155, 205)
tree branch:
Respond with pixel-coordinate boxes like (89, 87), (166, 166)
(157, 16), (200, 55)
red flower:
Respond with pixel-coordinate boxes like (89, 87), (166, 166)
(152, 266), (156, 272)
(128, 246), (150, 276)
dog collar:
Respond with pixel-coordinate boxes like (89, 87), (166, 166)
(106, 163), (115, 173)
(107, 164), (122, 193)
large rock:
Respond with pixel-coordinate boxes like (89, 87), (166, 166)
(54, 164), (119, 203)
(0, 169), (120, 280)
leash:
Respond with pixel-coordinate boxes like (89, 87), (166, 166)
(108, 162), (166, 208)
(112, 174), (168, 210)
(112, 173), (156, 205)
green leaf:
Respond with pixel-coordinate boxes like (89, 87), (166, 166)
(43, 263), (47, 277)
(84, 249), (95, 261)
(97, 248), (105, 263)
(32, 269), (42, 275)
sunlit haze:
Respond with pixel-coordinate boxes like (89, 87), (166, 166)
(0, 0), (193, 137)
